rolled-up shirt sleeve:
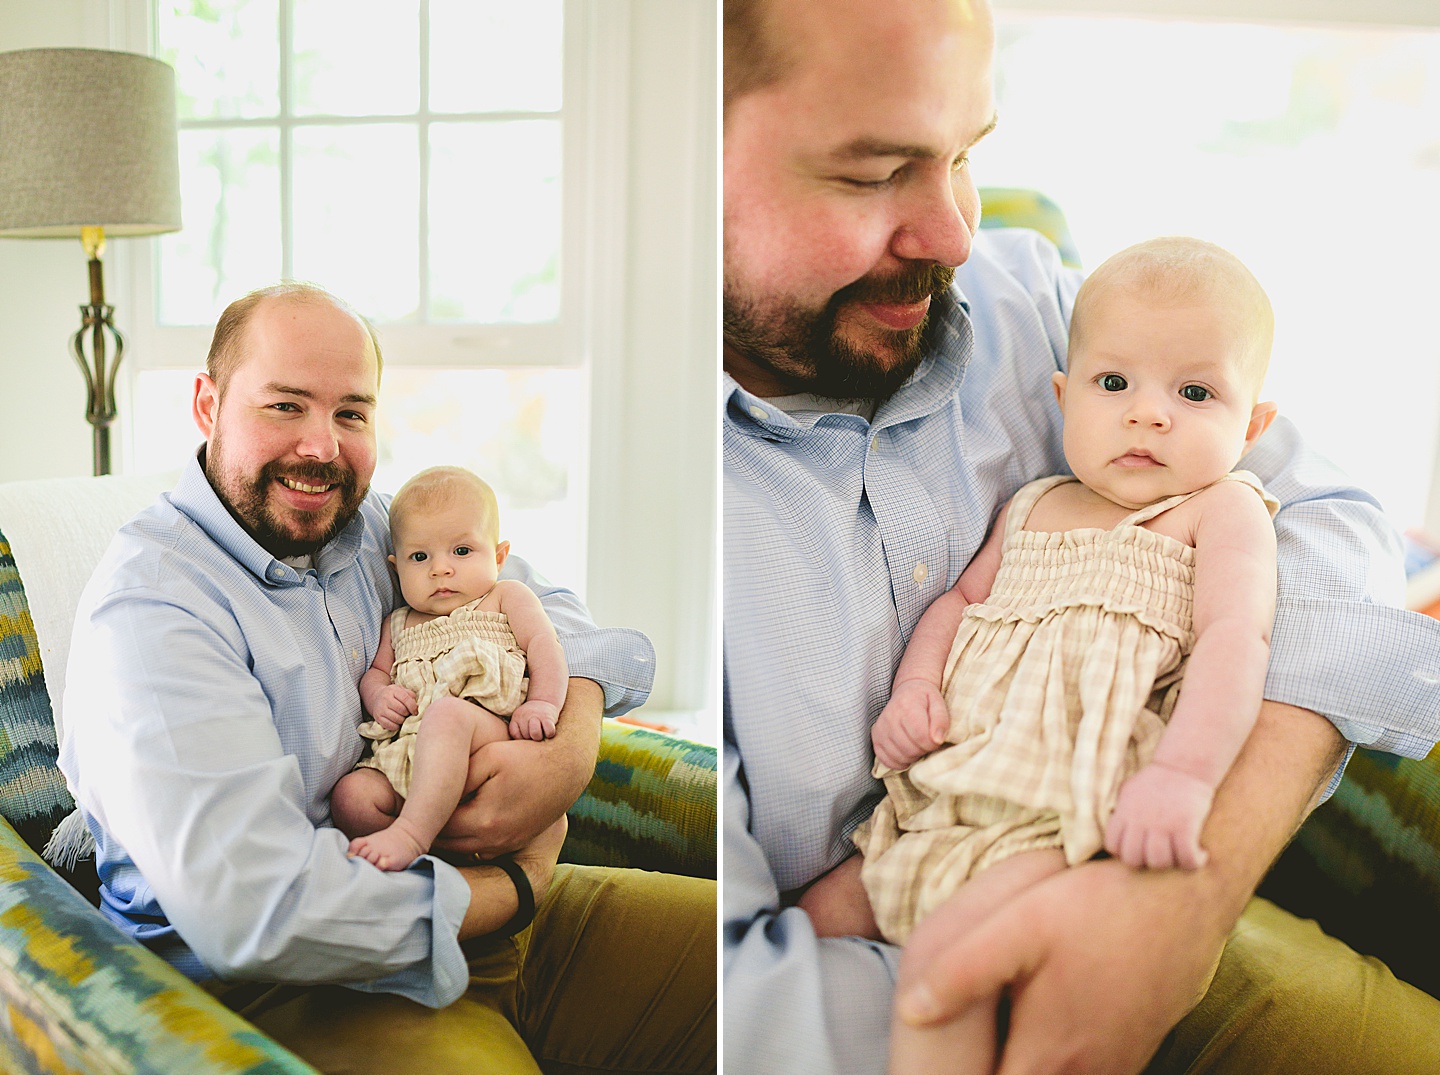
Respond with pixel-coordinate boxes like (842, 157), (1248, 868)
(69, 589), (471, 1007)
(1242, 417), (1440, 762)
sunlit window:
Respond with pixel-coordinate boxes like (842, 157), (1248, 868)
(983, 12), (1440, 530)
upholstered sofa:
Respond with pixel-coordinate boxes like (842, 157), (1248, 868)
(0, 471), (716, 1074)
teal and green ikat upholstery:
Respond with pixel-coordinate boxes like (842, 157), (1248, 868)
(563, 723), (716, 879)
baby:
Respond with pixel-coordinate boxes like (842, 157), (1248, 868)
(820, 237), (1281, 1074)
(331, 466), (568, 871)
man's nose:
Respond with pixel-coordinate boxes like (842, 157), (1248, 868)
(889, 171), (976, 268)
(294, 417), (340, 461)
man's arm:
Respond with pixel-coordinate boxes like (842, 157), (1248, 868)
(899, 701), (1344, 1075)
(435, 677), (603, 858)
(723, 738), (899, 1075)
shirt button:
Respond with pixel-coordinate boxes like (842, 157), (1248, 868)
(870, 436), (879, 452)
(271, 566), (283, 578)
(912, 563), (927, 584)
(749, 405), (768, 421)
(352, 648), (360, 660)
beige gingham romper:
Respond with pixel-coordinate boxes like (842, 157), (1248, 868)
(353, 598), (529, 798)
(854, 471), (1278, 943)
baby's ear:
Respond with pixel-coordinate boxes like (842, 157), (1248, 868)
(1052, 371), (1067, 410)
(495, 540), (511, 568)
(1245, 401), (1279, 450)
(387, 553), (396, 567)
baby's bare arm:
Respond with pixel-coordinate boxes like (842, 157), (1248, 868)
(1107, 481), (1277, 868)
(359, 614), (415, 727)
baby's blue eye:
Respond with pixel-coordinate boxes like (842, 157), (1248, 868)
(1100, 374), (1127, 392)
(1180, 385), (1210, 402)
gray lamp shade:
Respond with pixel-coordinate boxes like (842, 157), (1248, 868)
(0, 47), (181, 238)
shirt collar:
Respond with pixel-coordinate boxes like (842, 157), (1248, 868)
(723, 285), (974, 441)
(169, 450), (367, 585)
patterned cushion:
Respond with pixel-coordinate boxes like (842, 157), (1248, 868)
(0, 535), (74, 856)
(565, 723), (717, 879)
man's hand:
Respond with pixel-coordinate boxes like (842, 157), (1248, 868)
(797, 854), (882, 940)
(873, 679), (949, 770)
(894, 701), (1345, 1075)
(433, 677), (602, 858)
(898, 856), (1224, 1075)
(366, 684), (417, 731)
(1105, 763), (1215, 870)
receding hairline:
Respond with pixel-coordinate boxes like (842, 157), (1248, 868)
(389, 466), (500, 545)
(724, 0), (795, 113)
(1069, 237), (1275, 393)
(206, 282), (383, 395)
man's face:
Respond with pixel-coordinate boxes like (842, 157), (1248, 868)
(193, 298), (379, 558)
(723, 0), (997, 399)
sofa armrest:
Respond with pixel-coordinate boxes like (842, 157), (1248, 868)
(562, 721), (716, 879)
(0, 817), (316, 1075)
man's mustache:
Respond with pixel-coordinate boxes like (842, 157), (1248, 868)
(835, 263), (955, 307)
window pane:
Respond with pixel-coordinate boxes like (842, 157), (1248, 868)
(430, 0), (563, 114)
(292, 125), (420, 321)
(988, 16), (1440, 529)
(158, 129), (282, 326)
(292, 0), (420, 116)
(158, 0), (280, 120)
(429, 121), (561, 322)
(374, 368), (587, 592)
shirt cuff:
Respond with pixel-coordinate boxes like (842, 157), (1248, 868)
(346, 856), (471, 1008)
(558, 626), (655, 716)
(1265, 598), (1440, 759)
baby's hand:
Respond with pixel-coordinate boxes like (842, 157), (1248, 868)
(1104, 762), (1215, 870)
(872, 679), (949, 771)
(508, 700), (560, 741)
(368, 684), (417, 732)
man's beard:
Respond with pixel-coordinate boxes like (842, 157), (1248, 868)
(723, 262), (954, 400)
(204, 435), (367, 559)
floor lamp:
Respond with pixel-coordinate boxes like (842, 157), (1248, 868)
(0, 47), (181, 477)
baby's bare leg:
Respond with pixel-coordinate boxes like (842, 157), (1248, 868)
(349, 697), (509, 870)
(331, 767), (401, 839)
(888, 848), (1067, 1075)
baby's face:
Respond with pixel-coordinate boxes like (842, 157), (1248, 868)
(390, 499), (503, 617)
(1056, 289), (1265, 510)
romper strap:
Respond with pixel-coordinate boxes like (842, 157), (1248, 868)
(389, 605), (410, 636)
(1116, 470), (1280, 529)
(1006, 475), (1077, 537)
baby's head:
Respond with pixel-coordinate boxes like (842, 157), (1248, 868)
(388, 466), (509, 617)
(1053, 237), (1278, 510)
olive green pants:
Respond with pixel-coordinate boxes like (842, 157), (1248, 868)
(1147, 897), (1440, 1074)
(212, 865), (716, 1075)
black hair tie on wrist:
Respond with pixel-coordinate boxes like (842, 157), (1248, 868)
(453, 851), (536, 954)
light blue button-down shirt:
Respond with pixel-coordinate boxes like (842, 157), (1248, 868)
(723, 228), (1440, 1074)
(59, 453), (654, 1008)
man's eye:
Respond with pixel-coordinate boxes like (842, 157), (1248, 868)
(842, 174), (898, 190)
(1100, 374), (1127, 392)
(270, 401), (300, 412)
(454, 546), (472, 557)
(1180, 385), (1210, 402)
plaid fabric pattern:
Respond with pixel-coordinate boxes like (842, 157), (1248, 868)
(355, 603), (528, 797)
(854, 475), (1273, 942)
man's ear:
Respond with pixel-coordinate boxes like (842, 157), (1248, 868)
(193, 373), (219, 439)
(495, 540), (510, 569)
(1052, 370), (1067, 411)
(1245, 401), (1279, 451)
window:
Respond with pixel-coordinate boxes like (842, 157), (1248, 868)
(983, 5), (1440, 532)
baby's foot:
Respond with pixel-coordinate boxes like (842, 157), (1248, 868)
(348, 818), (429, 871)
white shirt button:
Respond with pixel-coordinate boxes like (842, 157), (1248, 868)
(912, 563), (927, 584)
(870, 436), (879, 452)
(352, 648), (360, 660)
(749, 405), (768, 421)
